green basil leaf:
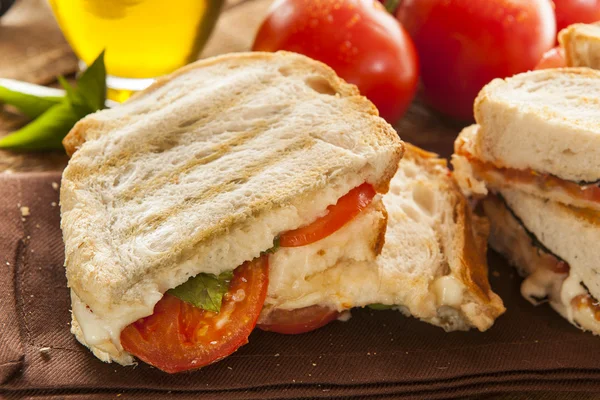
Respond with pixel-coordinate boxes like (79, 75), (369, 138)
(57, 75), (91, 118)
(0, 102), (80, 150)
(0, 51), (106, 152)
(168, 270), (234, 313)
(76, 50), (106, 112)
(262, 236), (280, 255)
(0, 86), (63, 119)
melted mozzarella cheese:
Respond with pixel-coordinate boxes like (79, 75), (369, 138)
(72, 193), (385, 363)
(263, 199), (386, 312)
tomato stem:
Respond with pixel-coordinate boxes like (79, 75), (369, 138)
(383, 0), (400, 14)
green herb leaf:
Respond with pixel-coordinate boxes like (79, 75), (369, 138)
(57, 75), (90, 118)
(168, 271), (234, 313)
(0, 85), (63, 119)
(76, 50), (107, 113)
(262, 236), (281, 255)
(367, 303), (394, 310)
(0, 102), (80, 150)
(0, 51), (106, 151)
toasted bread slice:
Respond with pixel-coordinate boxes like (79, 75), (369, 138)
(473, 68), (600, 183)
(61, 51), (404, 364)
(482, 194), (600, 335)
(452, 125), (600, 211)
(559, 22), (600, 70)
(263, 144), (505, 332)
(499, 188), (600, 304)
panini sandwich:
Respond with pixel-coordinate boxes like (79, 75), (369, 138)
(61, 51), (403, 372)
(453, 68), (600, 334)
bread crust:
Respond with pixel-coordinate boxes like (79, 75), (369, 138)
(474, 68), (600, 182)
(60, 51), (403, 363)
(559, 22), (600, 70)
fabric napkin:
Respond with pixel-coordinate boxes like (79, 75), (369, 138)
(1, 172), (599, 400)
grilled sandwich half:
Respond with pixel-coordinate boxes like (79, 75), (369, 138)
(453, 68), (600, 335)
(61, 51), (404, 371)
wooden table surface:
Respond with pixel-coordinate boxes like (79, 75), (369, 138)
(0, 1), (595, 399)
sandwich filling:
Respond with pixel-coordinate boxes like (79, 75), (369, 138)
(455, 134), (600, 208)
(482, 194), (600, 334)
(86, 183), (384, 373)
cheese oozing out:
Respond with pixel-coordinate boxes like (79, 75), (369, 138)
(261, 197), (386, 316)
(482, 194), (600, 335)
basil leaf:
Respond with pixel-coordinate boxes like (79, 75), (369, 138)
(76, 50), (106, 113)
(57, 75), (91, 118)
(168, 271), (234, 313)
(0, 102), (80, 150)
(367, 303), (394, 310)
(0, 51), (106, 151)
(262, 236), (280, 255)
(0, 86), (63, 119)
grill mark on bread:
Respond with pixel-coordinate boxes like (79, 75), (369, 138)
(73, 80), (274, 183)
(115, 123), (270, 203)
(124, 136), (317, 237)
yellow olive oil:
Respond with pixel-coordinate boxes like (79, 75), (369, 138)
(48, 0), (223, 80)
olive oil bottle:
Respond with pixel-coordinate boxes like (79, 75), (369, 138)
(49, 0), (223, 101)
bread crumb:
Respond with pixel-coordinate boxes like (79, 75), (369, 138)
(51, 202), (57, 207)
(20, 206), (30, 217)
(39, 347), (51, 360)
(492, 271), (501, 277)
(51, 182), (59, 190)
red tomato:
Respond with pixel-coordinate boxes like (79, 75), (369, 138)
(258, 305), (340, 334)
(120, 256), (269, 373)
(279, 183), (375, 247)
(554, 0), (600, 35)
(252, 0), (419, 123)
(397, 0), (556, 120)
(535, 46), (567, 69)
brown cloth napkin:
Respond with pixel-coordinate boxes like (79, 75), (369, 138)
(1, 172), (600, 400)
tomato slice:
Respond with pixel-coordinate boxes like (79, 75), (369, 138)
(279, 183), (376, 248)
(258, 305), (340, 334)
(120, 256), (269, 373)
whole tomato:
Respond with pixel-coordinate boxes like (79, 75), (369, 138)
(397, 0), (556, 120)
(553, 0), (600, 34)
(252, 0), (419, 124)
